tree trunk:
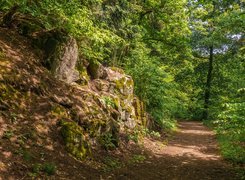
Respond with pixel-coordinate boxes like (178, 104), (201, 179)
(203, 46), (214, 120)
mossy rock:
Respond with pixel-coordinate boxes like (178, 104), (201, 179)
(114, 77), (126, 91)
(125, 77), (134, 87)
(32, 28), (69, 70)
(113, 76), (133, 96)
(133, 97), (142, 120)
(111, 96), (121, 111)
(60, 120), (91, 159)
(132, 97), (149, 128)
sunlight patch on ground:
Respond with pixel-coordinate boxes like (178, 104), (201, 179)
(179, 130), (214, 135)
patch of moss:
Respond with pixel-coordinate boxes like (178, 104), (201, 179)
(32, 162), (56, 176)
(142, 116), (148, 127)
(77, 63), (90, 85)
(112, 97), (120, 110)
(134, 98), (141, 118)
(114, 77), (126, 92)
(100, 96), (116, 109)
(0, 50), (5, 58)
(125, 78), (134, 87)
(102, 157), (122, 172)
(110, 67), (125, 74)
(86, 118), (107, 137)
(51, 105), (68, 118)
(60, 120), (91, 159)
(133, 97), (148, 127)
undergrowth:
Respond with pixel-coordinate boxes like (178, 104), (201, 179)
(205, 102), (245, 164)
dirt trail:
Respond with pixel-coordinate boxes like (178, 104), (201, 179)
(110, 121), (238, 180)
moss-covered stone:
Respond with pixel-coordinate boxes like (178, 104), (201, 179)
(132, 97), (149, 127)
(133, 97), (142, 120)
(112, 96), (121, 111)
(60, 120), (91, 159)
(114, 77), (126, 93)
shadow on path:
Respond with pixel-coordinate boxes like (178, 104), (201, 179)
(110, 121), (238, 180)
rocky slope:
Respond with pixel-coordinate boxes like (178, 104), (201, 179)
(0, 21), (150, 178)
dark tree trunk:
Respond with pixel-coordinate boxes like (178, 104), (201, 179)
(203, 46), (214, 120)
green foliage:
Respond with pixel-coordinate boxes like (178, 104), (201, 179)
(129, 155), (146, 164)
(32, 163), (41, 174)
(102, 157), (122, 171)
(213, 102), (245, 163)
(128, 130), (140, 143)
(60, 120), (91, 159)
(32, 162), (56, 176)
(149, 130), (161, 138)
(2, 130), (14, 139)
(187, 0), (244, 163)
(22, 150), (33, 161)
(42, 163), (57, 175)
(125, 45), (187, 128)
(1, 0), (244, 164)
(99, 133), (117, 150)
(100, 96), (116, 109)
(0, 0), (191, 129)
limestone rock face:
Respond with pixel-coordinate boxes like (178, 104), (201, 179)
(50, 37), (79, 84)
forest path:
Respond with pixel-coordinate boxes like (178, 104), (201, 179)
(109, 121), (238, 180)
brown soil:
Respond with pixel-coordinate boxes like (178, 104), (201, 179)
(108, 121), (239, 180)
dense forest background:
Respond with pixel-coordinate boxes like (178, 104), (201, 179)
(0, 0), (244, 163)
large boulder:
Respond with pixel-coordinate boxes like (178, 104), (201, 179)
(50, 37), (80, 84)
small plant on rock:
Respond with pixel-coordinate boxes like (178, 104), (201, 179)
(100, 133), (118, 150)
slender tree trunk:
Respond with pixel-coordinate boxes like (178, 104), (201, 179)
(203, 46), (214, 119)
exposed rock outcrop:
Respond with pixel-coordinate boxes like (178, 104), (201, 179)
(56, 66), (149, 158)
(50, 37), (80, 84)
(0, 24), (151, 178)
(27, 30), (149, 159)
